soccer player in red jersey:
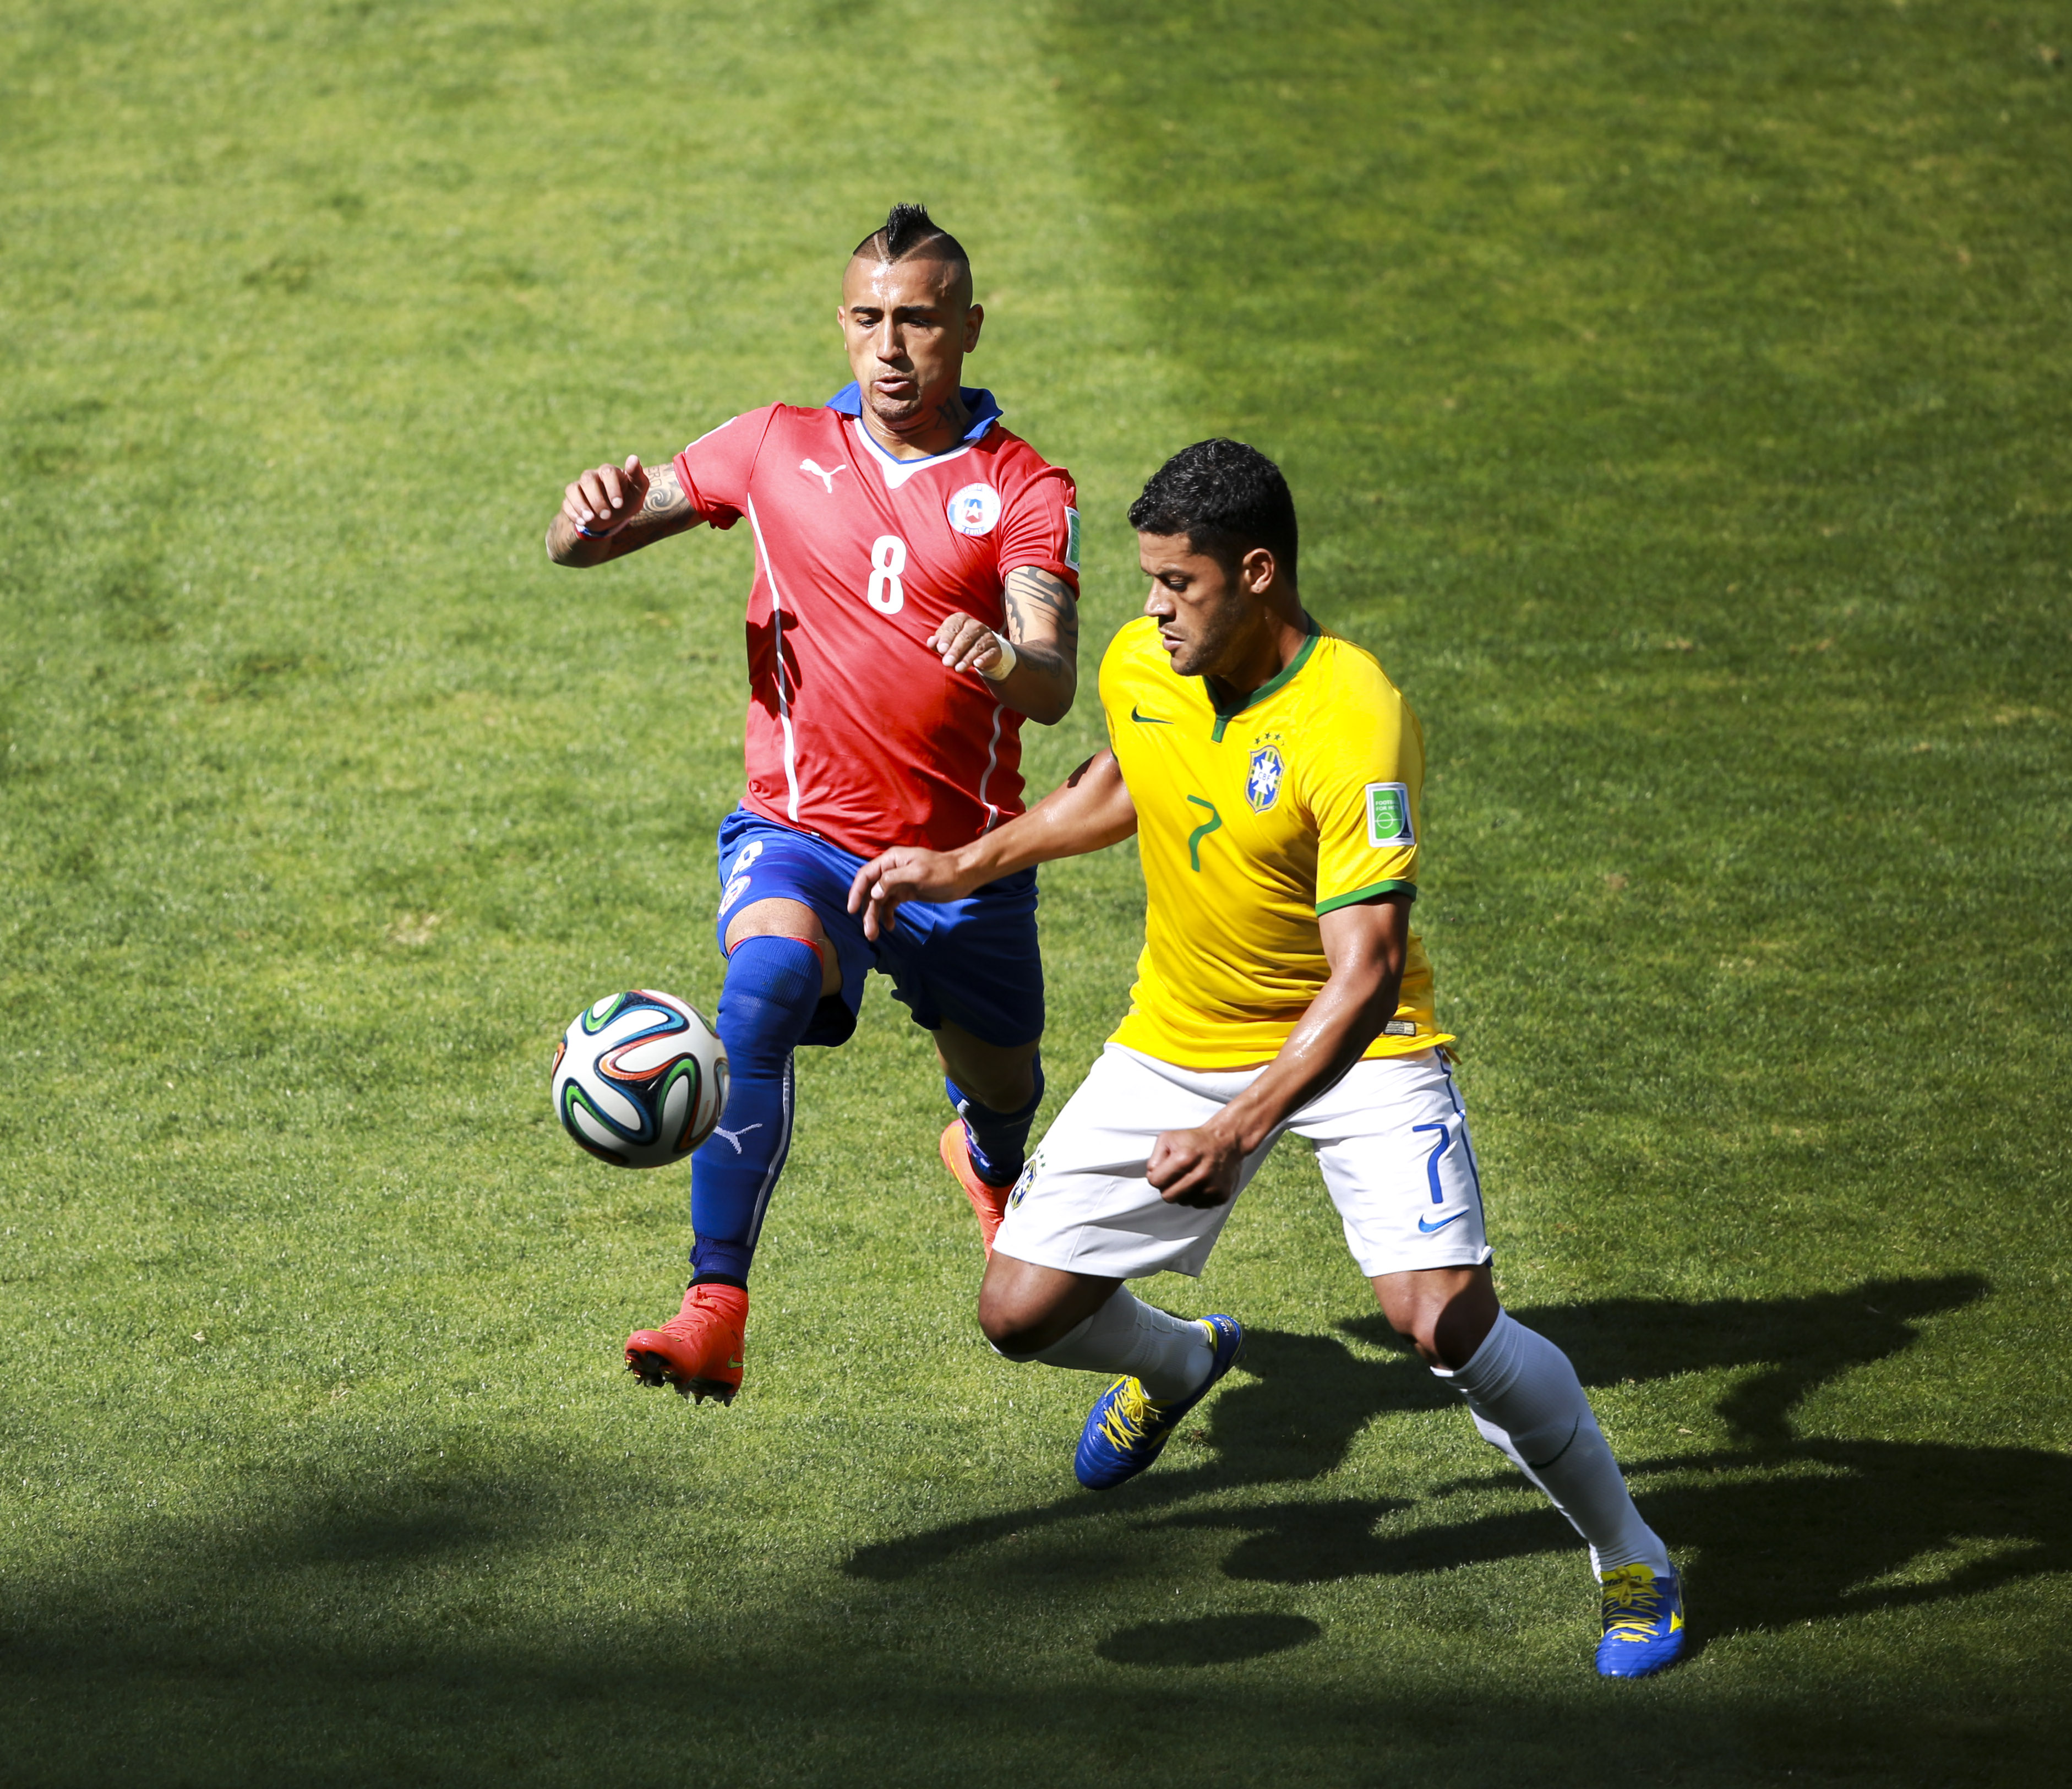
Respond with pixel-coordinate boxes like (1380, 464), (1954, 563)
(544, 205), (1081, 1404)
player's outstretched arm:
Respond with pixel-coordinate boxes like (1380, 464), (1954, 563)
(1148, 896), (1413, 1210)
(846, 748), (1135, 940)
(929, 565), (1079, 725)
(545, 455), (698, 567)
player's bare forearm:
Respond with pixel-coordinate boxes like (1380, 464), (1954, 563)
(997, 566), (1079, 724)
(990, 640), (1075, 724)
(545, 456), (697, 567)
(547, 512), (639, 567)
(968, 746), (1135, 879)
(1218, 915), (1406, 1149)
(1148, 897), (1411, 1208)
(846, 749), (1135, 939)
(933, 568), (1079, 724)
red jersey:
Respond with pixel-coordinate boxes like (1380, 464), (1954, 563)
(671, 387), (1080, 857)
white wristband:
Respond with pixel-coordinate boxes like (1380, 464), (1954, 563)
(978, 635), (1018, 682)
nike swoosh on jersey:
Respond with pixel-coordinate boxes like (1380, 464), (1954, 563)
(1418, 1211), (1469, 1233)
(1131, 705), (1173, 725)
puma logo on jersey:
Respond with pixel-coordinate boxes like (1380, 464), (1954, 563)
(799, 459), (846, 493)
(711, 1122), (764, 1154)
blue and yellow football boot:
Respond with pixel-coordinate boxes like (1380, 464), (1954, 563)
(1595, 1562), (1687, 1678)
(1073, 1314), (1245, 1490)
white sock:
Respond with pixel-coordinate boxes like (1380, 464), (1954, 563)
(1432, 1311), (1670, 1576)
(1021, 1289), (1214, 1401)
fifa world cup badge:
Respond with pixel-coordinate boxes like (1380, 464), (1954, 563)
(1246, 735), (1285, 813)
(1364, 781), (1415, 847)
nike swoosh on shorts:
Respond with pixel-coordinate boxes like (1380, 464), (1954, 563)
(1419, 1211), (1468, 1233)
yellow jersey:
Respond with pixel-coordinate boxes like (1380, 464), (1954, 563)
(1100, 615), (1451, 1070)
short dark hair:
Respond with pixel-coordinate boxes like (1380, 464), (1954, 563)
(1128, 438), (1298, 585)
(852, 202), (969, 274)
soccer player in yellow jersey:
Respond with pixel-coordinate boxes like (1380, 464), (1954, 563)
(849, 439), (1685, 1678)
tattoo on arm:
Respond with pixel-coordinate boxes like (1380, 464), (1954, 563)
(640, 464), (690, 522)
(1000, 567), (1081, 681)
(1002, 567), (1077, 635)
(567, 464), (696, 564)
(549, 459), (699, 567)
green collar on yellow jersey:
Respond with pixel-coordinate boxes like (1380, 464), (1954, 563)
(1204, 615), (1321, 742)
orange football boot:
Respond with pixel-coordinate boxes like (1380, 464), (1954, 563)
(940, 1119), (1012, 1254)
(625, 1282), (748, 1404)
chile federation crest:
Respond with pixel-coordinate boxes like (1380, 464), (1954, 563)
(946, 482), (1003, 537)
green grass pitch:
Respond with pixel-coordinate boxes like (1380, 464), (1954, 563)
(3, 1), (2068, 1782)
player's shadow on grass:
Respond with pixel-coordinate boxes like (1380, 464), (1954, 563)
(226, 1470), (557, 1575)
(845, 1323), (1425, 1583)
(1339, 1271), (1989, 1452)
(847, 1275), (2064, 1647)
(1096, 1611), (1322, 1668)
(1152, 1433), (2072, 1629)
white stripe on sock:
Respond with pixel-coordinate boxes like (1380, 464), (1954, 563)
(1435, 1311), (1670, 1576)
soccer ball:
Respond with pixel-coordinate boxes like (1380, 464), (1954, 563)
(551, 991), (728, 1168)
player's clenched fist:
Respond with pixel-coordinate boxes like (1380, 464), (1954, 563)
(563, 455), (651, 537)
(1146, 1124), (1245, 1209)
(930, 612), (1015, 679)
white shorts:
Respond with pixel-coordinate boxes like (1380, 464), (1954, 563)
(993, 1044), (1493, 1282)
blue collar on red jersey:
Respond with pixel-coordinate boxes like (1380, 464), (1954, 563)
(825, 383), (1002, 444)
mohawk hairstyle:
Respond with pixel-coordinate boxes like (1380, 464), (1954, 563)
(853, 202), (970, 272)
(1128, 439), (1299, 586)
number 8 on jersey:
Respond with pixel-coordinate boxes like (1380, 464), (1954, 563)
(868, 535), (907, 615)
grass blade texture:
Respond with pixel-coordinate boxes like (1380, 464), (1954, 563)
(2, 0), (2067, 1782)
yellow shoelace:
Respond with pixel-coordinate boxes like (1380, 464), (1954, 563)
(1094, 1377), (1169, 1450)
(1600, 1566), (1665, 1637)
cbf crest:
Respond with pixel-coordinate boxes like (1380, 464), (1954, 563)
(1245, 733), (1285, 813)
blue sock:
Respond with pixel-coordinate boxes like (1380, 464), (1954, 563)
(689, 936), (824, 1287)
(945, 1057), (1044, 1189)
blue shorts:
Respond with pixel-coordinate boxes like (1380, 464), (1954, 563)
(712, 807), (1044, 1051)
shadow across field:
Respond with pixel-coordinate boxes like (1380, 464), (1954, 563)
(3, 1282), (2062, 1786)
(847, 1276), (2068, 1650)
(4, 1428), (2066, 1788)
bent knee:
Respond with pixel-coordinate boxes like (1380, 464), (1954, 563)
(1372, 1267), (1498, 1371)
(1387, 1298), (1497, 1373)
(723, 899), (839, 995)
(1382, 1306), (1445, 1362)
(976, 1294), (1048, 1358)
(1373, 1281), (1443, 1354)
